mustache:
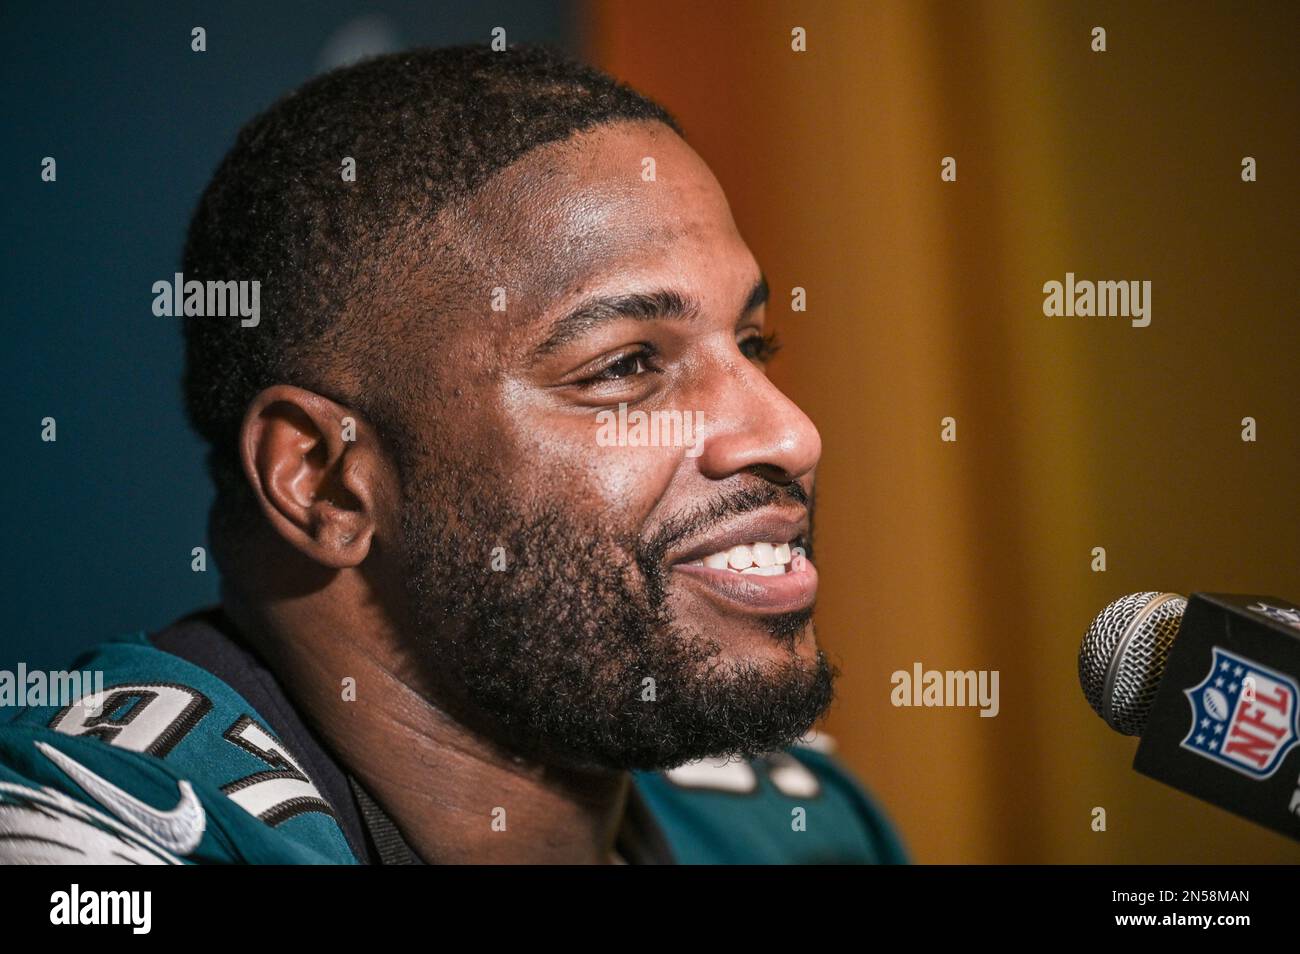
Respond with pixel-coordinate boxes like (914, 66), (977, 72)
(641, 481), (813, 567)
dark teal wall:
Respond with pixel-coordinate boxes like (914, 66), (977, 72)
(1, 1), (576, 669)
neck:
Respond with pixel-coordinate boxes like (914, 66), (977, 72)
(224, 588), (630, 864)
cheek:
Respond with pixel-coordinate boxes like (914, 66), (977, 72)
(585, 447), (681, 517)
(509, 411), (683, 523)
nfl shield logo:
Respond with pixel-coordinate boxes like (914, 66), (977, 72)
(1182, 647), (1300, 779)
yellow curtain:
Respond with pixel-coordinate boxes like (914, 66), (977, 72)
(587, 0), (1300, 862)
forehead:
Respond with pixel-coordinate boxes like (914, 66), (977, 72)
(440, 120), (751, 316)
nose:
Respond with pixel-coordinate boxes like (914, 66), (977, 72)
(693, 360), (821, 485)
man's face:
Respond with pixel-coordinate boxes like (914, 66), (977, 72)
(389, 120), (832, 771)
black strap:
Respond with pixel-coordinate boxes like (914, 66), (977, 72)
(348, 775), (425, 865)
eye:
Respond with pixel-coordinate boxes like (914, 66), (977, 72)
(739, 331), (781, 364)
(585, 346), (657, 383)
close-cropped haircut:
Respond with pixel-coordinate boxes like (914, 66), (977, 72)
(181, 43), (679, 512)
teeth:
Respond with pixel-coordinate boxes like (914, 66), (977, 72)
(727, 545), (753, 569)
(690, 542), (798, 574)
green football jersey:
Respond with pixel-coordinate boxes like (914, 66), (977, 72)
(0, 613), (906, 865)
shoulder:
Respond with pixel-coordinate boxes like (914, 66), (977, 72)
(0, 633), (357, 864)
(632, 734), (907, 864)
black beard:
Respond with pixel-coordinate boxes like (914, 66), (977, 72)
(398, 467), (836, 772)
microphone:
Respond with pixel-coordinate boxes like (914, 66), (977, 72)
(1079, 591), (1300, 842)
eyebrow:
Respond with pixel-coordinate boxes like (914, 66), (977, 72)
(532, 273), (769, 360)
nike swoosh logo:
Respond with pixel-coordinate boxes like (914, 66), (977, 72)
(36, 741), (206, 855)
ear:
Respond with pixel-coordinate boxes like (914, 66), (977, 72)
(239, 385), (381, 569)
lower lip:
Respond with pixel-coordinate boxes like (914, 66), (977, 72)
(669, 560), (819, 615)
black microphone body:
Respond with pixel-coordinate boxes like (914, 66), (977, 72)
(1128, 593), (1300, 841)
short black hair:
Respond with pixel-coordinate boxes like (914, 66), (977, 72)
(182, 43), (679, 508)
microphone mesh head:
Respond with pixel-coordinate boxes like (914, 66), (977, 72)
(1078, 591), (1187, 736)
